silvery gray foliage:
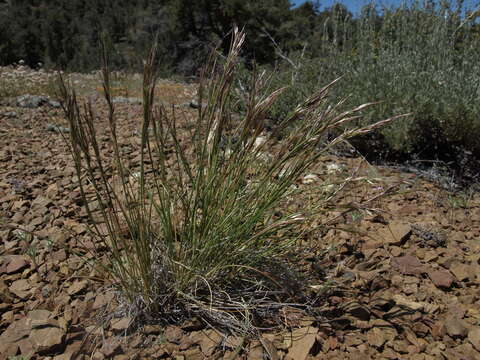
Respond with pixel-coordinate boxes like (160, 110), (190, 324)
(16, 94), (60, 108)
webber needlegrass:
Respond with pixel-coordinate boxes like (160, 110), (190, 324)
(59, 28), (404, 333)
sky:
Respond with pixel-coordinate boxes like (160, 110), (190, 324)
(291, 0), (480, 16)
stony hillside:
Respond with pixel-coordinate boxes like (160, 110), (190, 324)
(1, 66), (480, 360)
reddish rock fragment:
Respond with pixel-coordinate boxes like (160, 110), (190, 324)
(0, 280), (15, 303)
(53, 340), (83, 360)
(26, 309), (66, 354)
(428, 269), (455, 289)
(9, 279), (32, 299)
(367, 327), (386, 348)
(164, 325), (184, 343)
(286, 327), (318, 360)
(391, 255), (427, 275)
(110, 317), (132, 331)
(30, 325), (65, 354)
(450, 263), (472, 282)
(193, 329), (223, 356)
(249, 340), (265, 360)
(67, 280), (88, 296)
(468, 327), (480, 352)
(0, 317), (31, 344)
(445, 316), (469, 339)
(92, 291), (114, 310)
(142, 325), (162, 335)
(5, 255), (29, 274)
(0, 342), (19, 358)
(100, 338), (122, 357)
(378, 222), (412, 246)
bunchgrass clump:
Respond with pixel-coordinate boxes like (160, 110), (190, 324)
(59, 28), (402, 333)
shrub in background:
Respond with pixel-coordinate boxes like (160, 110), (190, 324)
(261, 1), (480, 167)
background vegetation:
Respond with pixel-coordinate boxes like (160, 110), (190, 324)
(1, 0), (479, 181)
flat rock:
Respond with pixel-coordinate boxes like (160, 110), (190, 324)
(286, 327), (318, 360)
(18, 338), (36, 358)
(0, 342), (19, 358)
(49, 100), (61, 108)
(164, 325), (184, 343)
(5, 255), (29, 274)
(445, 316), (469, 339)
(378, 222), (411, 246)
(0, 312), (65, 357)
(0, 317), (31, 344)
(450, 263), (472, 281)
(367, 327), (387, 348)
(112, 96), (141, 105)
(110, 317), (132, 331)
(29, 322), (65, 353)
(431, 321), (447, 339)
(183, 346), (204, 360)
(53, 340), (82, 360)
(248, 340), (264, 360)
(428, 269), (455, 289)
(468, 327), (480, 351)
(143, 325), (163, 335)
(45, 124), (71, 133)
(67, 280), (87, 296)
(28, 309), (54, 322)
(92, 291), (114, 310)
(193, 329), (223, 356)
(101, 338), (122, 357)
(2, 111), (18, 118)
(0, 280), (15, 303)
(27, 309), (66, 353)
(391, 255), (426, 275)
(16, 94), (49, 108)
(393, 294), (425, 311)
(92, 350), (105, 359)
(10, 278), (32, 299)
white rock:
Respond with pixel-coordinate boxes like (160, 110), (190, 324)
(323, 184), (336, 194)
(254, 136), (267, 149)
(326, 163), (342, 174)
(257, 152), (273, 162)
(302, 174), (319, 184)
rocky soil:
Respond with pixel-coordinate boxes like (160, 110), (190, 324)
(1, 66), (480, 359)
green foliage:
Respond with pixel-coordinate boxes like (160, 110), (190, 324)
(0, 0), (304, 74)
(263, 1), (480, 165)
